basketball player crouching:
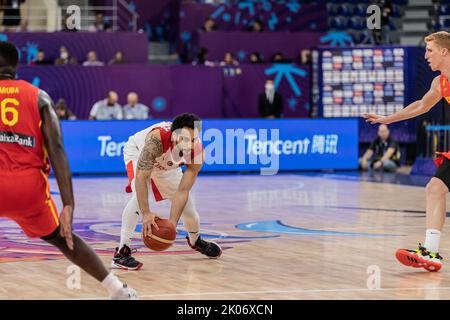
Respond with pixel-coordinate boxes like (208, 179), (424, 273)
(112, 113), (222, 270)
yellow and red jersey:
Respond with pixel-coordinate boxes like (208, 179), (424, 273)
(0, 79), (50, 174)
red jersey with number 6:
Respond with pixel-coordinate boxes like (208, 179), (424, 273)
(0, 79), (49, 173)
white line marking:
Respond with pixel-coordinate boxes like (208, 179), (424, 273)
(63, 286), (450, 300)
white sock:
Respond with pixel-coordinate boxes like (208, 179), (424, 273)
(119, 196), (140, 249)
(101, 272), (124, 296)
(188, 231), (200, 245)
(424, 229), (441, 253)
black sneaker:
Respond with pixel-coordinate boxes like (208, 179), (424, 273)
(111, 245), (143, 271)
(186, 236), (222, 258)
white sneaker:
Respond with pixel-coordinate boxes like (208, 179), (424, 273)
(111, 284), (139, 300)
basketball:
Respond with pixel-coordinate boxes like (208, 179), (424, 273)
(142, 218), (177, 251)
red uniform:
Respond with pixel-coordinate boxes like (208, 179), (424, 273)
(434, 75), (450, 168)
(0, 80), (59, 238)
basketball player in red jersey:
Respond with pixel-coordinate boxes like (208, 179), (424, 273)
(0, 42), (137, 299)
(112, 113), (222, 270)
(364, 31), (450, 272)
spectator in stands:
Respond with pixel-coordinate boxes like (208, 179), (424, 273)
(359, 124), (400, 172)
(249, 52), (263, 64)
(220, 52), (239, 67)
(372, 0), (392, 45)
(200, 17), (217, 32)
(88, 12), (112, 32)
(271, 52), (290, 63)
(248, 19), (264, 32)
(54, 46), (77, 65)
(0, 0), (26, 31)
(108, 51), (126, 65)
(89, 91), (123, 120)
(258, 79), (283, 119)
(31, 49), (51, 65)
(83, 51), (104, 66)
(62, 13), (78, 32)
(123, 92), (150, 120)
(298, 49), (312, 65)
(54, 99), (77, 120)
(192, 47), (215, 66)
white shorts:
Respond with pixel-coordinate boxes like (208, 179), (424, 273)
(123, 138), (182, 201)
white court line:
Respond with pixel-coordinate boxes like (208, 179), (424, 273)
(64, 286), (450, 300)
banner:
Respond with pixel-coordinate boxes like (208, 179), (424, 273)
(17, 64), (311, 119)
(60, 119), (358, 174)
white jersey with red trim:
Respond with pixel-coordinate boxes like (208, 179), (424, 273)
(126, 121), (186, 172)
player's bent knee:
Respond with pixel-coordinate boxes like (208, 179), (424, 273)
(426, 178), (449, 197)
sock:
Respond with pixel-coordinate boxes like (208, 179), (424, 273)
(188, 231), (200, 245)
(101, 272), (124, 296)
(424, 229), (441, 253)
(119, 196), (140, 249)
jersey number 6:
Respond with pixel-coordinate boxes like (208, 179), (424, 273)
(1, 98), (19, 126)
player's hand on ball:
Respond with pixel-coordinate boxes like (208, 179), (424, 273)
(363, 113), (390, 124)
(142, 212), (160, 238)
(59, 205), (74, 250)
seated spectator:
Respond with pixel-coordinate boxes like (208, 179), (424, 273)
(31, 49), (51, 65)
(192, 47), (215, 66)
(298, 49), (312, 65)
(123, 92), (150, 120)
(200, 17), (217, 32)
(271, 52), (291, 63)
(359, 124), (400, 172)
(62, 13), (78, 32)
(89, 91), (123, 120)
(220, 52), (239, 67)
(54, 46), (77, 65)
(54, 99), (77, 120)
(83, 51), (104, 66)
(249, 52), (263, 64)
(108, 51), (126, 65)
(248, 19), (264, 32)
(88, 12), (112, 32)
(258, 79), (283, 119)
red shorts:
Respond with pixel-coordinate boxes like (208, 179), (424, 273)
(0, 169), (59, 238)
(435, 152), (450, 168)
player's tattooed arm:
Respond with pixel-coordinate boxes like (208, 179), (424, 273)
(136, 133), (163, 171)
(135, 131), (163, 230)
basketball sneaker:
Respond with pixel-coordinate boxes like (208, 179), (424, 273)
(395, 243), (443, 272)
(186, 236), (222, 258)
(111, 245), (143, 271)
(111, 283), (139, 300)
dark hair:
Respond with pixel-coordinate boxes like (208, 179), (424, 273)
(171, 113), (201, 132)
(0, 42), (19, 68)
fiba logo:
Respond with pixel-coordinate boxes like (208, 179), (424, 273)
(66, 5), (81, 30)
(366, 5), (381, 30)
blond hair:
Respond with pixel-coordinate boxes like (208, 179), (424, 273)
(425, 31), (450, 50)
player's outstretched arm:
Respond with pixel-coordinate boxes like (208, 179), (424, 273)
(363, 76), (442, 125)
(169, 163), (202, 228)
(136, 131), (162, 237)
(38, 90), (74, 250)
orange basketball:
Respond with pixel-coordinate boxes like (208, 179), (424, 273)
(142, 218), (177, 251)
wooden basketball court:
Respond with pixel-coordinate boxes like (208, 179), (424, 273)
(1, 172), (449, 300)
